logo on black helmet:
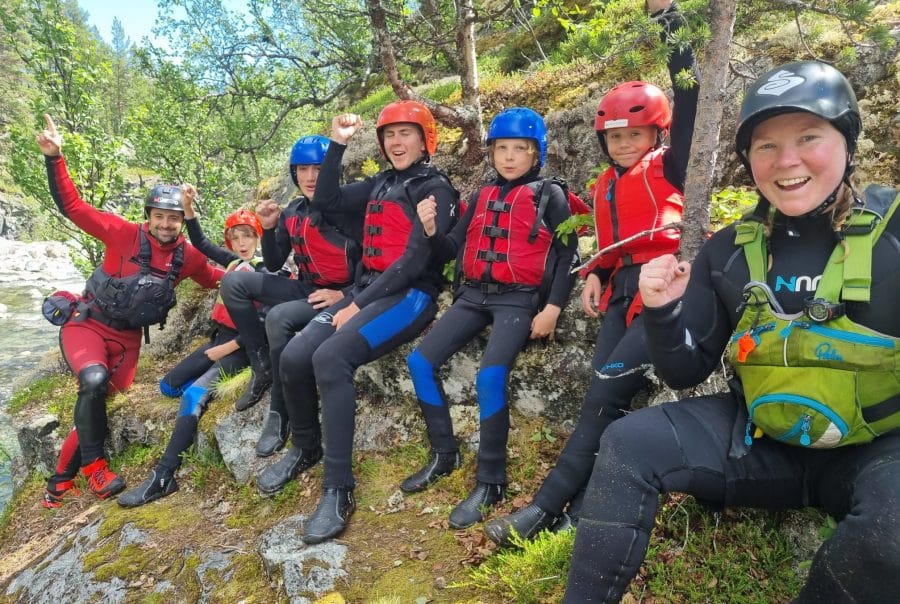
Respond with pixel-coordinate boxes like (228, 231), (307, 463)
(756, 70), (805, 97)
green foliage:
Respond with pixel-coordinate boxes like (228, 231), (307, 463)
(6, 374), (70, 414)
(530, 425), (558, 443)
(346, 86), (400, 119)
(555, 213), (594, 245)
(180, 442), (227, 490)
(710, 186), (758, 232)
(463, 526), (574, 602)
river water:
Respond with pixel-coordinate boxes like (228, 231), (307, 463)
(0, 239), (83, 514)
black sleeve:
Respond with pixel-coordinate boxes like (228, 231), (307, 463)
(542, 184), (579, 308)
(642, 231), (736, 389)
(186, 218), (237, 267)
(312, 142), (376, 216)
(261, 204), (294, 272)
(658, 6), (700, 190)
(352, 180), (458, 308)
(428, 190), (477, 264)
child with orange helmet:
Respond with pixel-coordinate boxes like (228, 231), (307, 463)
(269, 100), (458, 543)
(486, 0), (700, 546)
(118, 201), (266, 507)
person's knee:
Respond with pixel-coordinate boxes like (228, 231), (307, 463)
(265, 305), (294, 344)
(78, 365), (109, 397)
(312, 339), (351, 386)
(220, 270), (251, 301)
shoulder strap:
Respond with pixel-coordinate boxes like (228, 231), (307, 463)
(137, 228), (153, 275)
(734, 216), (768, 283)
(528, 179), (556, 244)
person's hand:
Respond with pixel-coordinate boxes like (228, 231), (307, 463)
(256, 199), (281, 230)
(417, 196), (437, 237)
(181, 184), (198, 219)
(646, 0), (674, 14)
(331, 113), (363, 145)
(580, 272), (604, 318)
(204, 342), (233, 362)
(530, 304), (562, 339)
(331, 301), (359, 330)
(309, 288), (344, 309)
(36, 114), (62, 156)
(639, 254), (691, 308)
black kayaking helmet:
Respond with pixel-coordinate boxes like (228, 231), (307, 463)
(735, 60), (861, 171)
(144, 185), (185, 218)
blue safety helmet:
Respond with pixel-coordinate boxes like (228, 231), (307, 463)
(485, 107), (547, 167)
(289, 135), (330, 187)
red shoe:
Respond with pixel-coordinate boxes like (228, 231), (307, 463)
(42, 479), (81, 509)
(81, 459), (126, 500)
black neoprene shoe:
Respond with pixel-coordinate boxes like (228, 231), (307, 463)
(256, 410), (289, 457)
(484, 503), (561, 547)
(400, 451), (461, 493)
(256, 445), (323, 495)
(235, 371), (272, 411)
(302, 488), (355, 544)
(449, 482), (505, 529)
(118, 470), (178, 508)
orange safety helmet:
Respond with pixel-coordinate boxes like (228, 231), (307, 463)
(375, 100), (438, 157)
(223, 209), (263, 249)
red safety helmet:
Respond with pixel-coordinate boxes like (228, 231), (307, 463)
(223, 209), (263, 249)
(594, 81), (672, 134)
(375, 100), (438, 157)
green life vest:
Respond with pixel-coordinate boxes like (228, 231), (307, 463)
(728, 185), (900, 448)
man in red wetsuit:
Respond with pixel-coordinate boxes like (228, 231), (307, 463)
(36, 114), (224, 507)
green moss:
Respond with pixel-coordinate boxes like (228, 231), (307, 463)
(209, 553), (275, 601)
(6, 374), (71, 414)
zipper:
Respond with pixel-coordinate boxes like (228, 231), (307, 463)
(798, 322), (895, 349)
(745, 393), (849, 448)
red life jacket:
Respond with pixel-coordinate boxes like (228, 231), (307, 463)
(209, 258), (259, 328)
(284, 214), (355, 286)
(461, 182), (552, 287)
(362, 200), (415, 272)
(592, 147), (683, 271)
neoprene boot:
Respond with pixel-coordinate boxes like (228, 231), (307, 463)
(256, 410), (289, 457)
(235, 348), (272, 411)
(257, 445), (323, 495)
(484, 503), (563, 547)
(302, 487), (355, 544)
(81, 458), (125, 500)
(449, 482), (505, 529)
(118, 469), (179, 508)
(400, 450), (461, 493)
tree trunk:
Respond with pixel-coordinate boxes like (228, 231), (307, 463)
(679, 0), (738, 262)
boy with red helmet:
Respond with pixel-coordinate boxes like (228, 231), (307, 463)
(36, 115), (225, 508)
(268, 101), (458, 543)
(403, 107), (580, 528)
(119, 203), (266, 507)
(486, 0), (699, 546)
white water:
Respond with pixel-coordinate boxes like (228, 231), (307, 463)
(0, 239), (83, 513)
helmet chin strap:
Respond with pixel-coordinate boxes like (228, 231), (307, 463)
(803, 158), (858, 219)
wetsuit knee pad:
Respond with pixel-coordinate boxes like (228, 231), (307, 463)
(407, 349), (442, 406)
(77, 365), (109, 397)
(476, 365), (508, 421)
(159, 378), (192, 398)
(178, 384), (210, 417)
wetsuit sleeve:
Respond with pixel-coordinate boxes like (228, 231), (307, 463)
(44, 155), (131, 243)
(312, 142), (376, 216)
(428, 190), (477, 264)
(352, 180), (458, 308)
(658, 6), (700, 189)
(186, 217), (237, 267)
(261, 203), (294, 272)
(180, 244), (225, 290)
(543, 184), (579, 308)
(642, 234), (735, 388)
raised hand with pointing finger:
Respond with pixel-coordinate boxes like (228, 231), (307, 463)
(36, 114), (62, 156)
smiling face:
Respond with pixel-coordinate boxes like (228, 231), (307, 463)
(147, 208), (184, 244)
(604, 125), (658, 168)
(294, 164), (321, 199)
(380, 123), (426, 171)
(490, 138), (538, 181)
(748, 112), (847, 217)
(226, 225), (258, 260)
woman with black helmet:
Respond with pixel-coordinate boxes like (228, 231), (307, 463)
(564, 61), (900, 602)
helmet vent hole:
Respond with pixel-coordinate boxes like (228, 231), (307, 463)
(629, 105), (645, 114)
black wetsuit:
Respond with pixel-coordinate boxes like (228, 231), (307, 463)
(407, 168), (578, 484)
(565, 190), (900, 602)
(530, 9), (699, 518)
(279, 142), (458, 489)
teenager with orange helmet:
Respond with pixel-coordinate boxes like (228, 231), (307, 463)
(486, 0), (700, 547)
(119, 204), (267, 507)
(265, 101), (458, 544)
